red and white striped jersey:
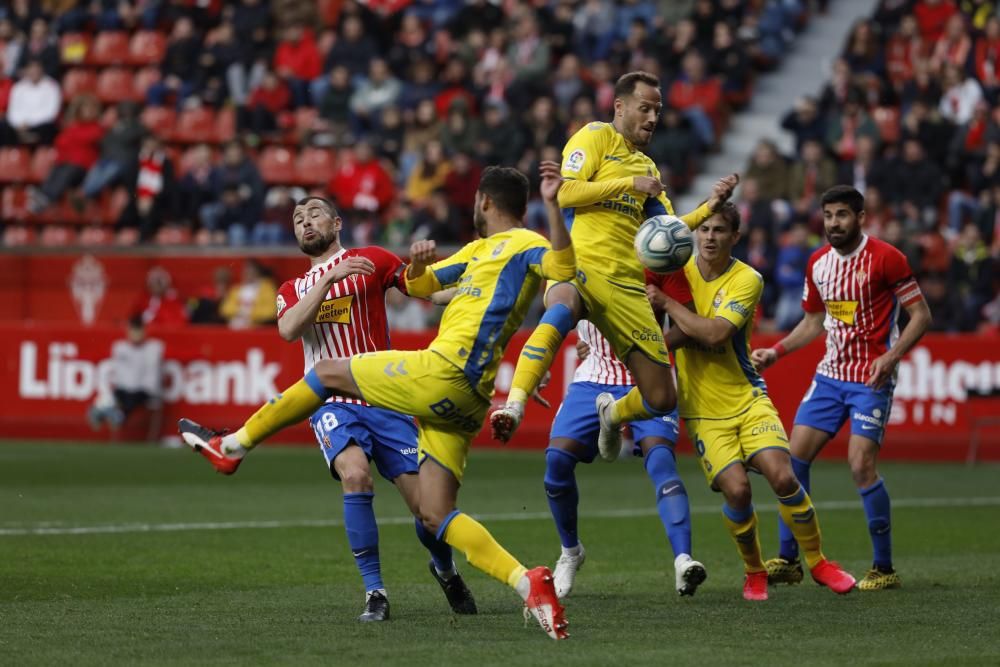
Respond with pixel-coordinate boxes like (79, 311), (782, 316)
(572, 269), (694, 386)
(276, 246), (407, 405)
(802, 235), (923, 384)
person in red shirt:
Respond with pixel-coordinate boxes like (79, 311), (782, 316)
(913, 0), (959, 44)
(239, 68), (291, 139)
(130, 266), (189, 328)
(327, 141), (395, 227)
(273, 25), (321, 107)
(668, 51), (723, 148)
(29, 94), (104, 213)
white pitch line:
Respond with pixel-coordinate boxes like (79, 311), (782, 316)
(2, 496), (999, 537)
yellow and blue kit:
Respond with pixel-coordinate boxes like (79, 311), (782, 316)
(558, 121), (713, 364)
(676, 257), (789, 483)
(348, 228), (575, 481)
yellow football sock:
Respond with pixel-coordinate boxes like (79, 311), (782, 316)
(443, 512), (527, 588)
(611, 386), (651, 424)
(239, 376), (328, 448)
(778, 486), (825, 569)
(509, 323), (565, 406)
(722, 505), (765, 573)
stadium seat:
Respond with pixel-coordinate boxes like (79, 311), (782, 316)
(59, 32), (91, 65)
(1, 224), (35, 246)
(0, 147), (31, 184)
(96, 68), (137, 104)
(215, 107), (236, 142)
(133, 67), (162, 100)
(128, 30), (167, 66)
(89, 31), (131, 66)
(1, 186), (30, 222)
(62, 68), (98, 99)
(295, 147), (335, 186)
(258, 146), (295, 184)
(78, 225), (115, 246)
(39, 225), (75, 247)
(30, 147), (58, 185)
(174, 145), (216, 177)
(173, 107), (218, 144)
(318, 0), (342, 26)
(140, 106), (177, 140)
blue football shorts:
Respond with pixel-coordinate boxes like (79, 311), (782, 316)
(794, 373), (894, 445)
(309, 402), (419, 481)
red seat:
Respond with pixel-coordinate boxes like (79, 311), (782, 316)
(295, 147), (335, 186)
(59, 33), (92, 65)
(63, 68), (98, 99)
(173, 107), (218, 143)
(40, 225), (76, 247)
(133, 66), (162, 100)
(1, 186), (30, 222)
(128, 30), (167, 66)
(215, 107), (236, 142)
(141, 106), (177, 140)
(89, 31), (131, 66)
(175, 145), (217, 177)
(258, 146), (295, 184)
(96, 68), (137, 104)
(30, 147), (58, 185)
(0, 147), (31, 183)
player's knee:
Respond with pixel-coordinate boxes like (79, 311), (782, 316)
(419, 507), (446, 535)
(643, 384), (676, 414)
(339, 465), (373, 493)
(850, 458), (878, 489)
(769, 470), (800, 497)
(314, 358), (349, 389)
(723, 482), (752, 510)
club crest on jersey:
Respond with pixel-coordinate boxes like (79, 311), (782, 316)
(276, 294), (287, 316)
(826, 300), (858, 325)
(712, 289), (725, 310)
(565, 149), (585, 173)
(492, 240), (507, 257)
(855, 269), (868, 285)
(316, 294), (354, 324)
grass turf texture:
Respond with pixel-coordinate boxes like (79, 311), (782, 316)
(2, 442), (999, 666)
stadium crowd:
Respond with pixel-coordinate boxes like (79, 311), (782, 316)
(0, 0), (995, 332)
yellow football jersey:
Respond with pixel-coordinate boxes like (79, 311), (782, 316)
(405, 228), (570, 400)
(559, 122), (677, 284)
(675, 257), (767, 420)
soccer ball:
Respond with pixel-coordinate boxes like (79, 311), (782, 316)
(634, 215), (694, 273)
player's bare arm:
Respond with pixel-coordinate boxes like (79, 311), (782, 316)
(661, 295), (736, 347)
(705, 173), (740, 211)
(540, 160), (573, 260)
(751, 311), (825, 371)
(866, 297), (932, 389)
(646, 283), (694, 349)
(429, 287), (457, 305)
(277, 256), (376, 342)
(406, 240), (437, 280)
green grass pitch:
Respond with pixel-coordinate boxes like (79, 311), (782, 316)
(2, 442), (999, 666)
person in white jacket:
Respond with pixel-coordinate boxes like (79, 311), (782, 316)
(1, 59), (61, 145)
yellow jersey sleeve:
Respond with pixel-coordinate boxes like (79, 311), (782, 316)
(558, 123), (633, 208)
(405, 241), (479, 297)
(540, 245), (576, 282)
(715, 269), (763, 330)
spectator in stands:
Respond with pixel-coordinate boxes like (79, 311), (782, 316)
(892, 138), (946, 232)
(87, 315), (164, 441)
(505, 12), (550, 105)
(28, 94), (103, 213)
(900, 97), (952, 163)
(370, 105), (405, 162)
(843, 20), (885, 78)
(913, 0), (959, 44)
(439, 98), (481, 156)
(668, 51), (722, 148)
(273, 25), (321, 108)
(327, 141), (395, 224)
(781, 95), (827, 154)
(882, 217), (924, 273)
(931, 13), (972, 74)
(324, 15), (378, 82)
(412, 188), (462, 244)
(818, 58), (854, 113)
(738, 225), (777, 316)
(189, 266), (233, 325)
(0, 18), (20, 78)
(131, 266), (189, 327)
(220, 259), (279, 329)
(177, 143), (214, 229)
(405, 139), (451, 207)
(940, 62), (984, 124)
(646, 106), (701, 193)
(255, 185), (299, 245)
(15, 18), (59, 79)
(710, 20), (751, 106)
(1, 58), (60, 146)
(80, 101), (145, 204)
(862, 185), (895, 238)
(885, 15), (924, 89)
(448, 0), (503, 39)
(399, 57), (441, 112)
(572, 0), (616, 63)
(552, 54), (587, 116)
(523, 95), (565, 153)
(467, 100), (519, 168)
(744, 139), (789, 202)
(442, 151), (482, 219)
(825, 88), (879, 162)
(316, 64), (355, 147)
(433, 57), (475, 118)
(146, 16), (202, 108)
(118, 134), (176, 243)
(973, 176), (1000, 242)
(239, 68), (291, 142)
(402, 98), (441, 171)
(349, 57), (402, 131)
(774, 223), (813, 330)
(947, 99), (990, 185)
(950, 222), (994, 329)
(388, 13), (432, 76)
(661, 18), (698, 77)
(920, 272), (961, 331)
(789, 139), (837, 223)
(199, 140), (265, 246)
(735, 177), (780, 233)
(198, 21), (246, 106)
(973, 15), (1000, 95)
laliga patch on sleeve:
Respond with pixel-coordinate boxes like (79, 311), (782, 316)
(565, 149), (586, 173)
(276, 294), (287, 316)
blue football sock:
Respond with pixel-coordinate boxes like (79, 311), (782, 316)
(778, 455), (812, 561)
(644, 445), (692, 557)
(343, 492), (383, 592)
(544, 448), (580, 549)
(414, 517), (455, 574)
(859, 478), (893, 570)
